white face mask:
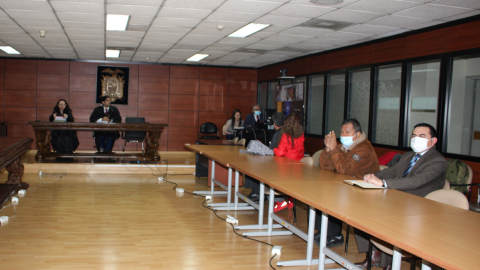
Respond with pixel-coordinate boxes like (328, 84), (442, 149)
(410, 137), (432, 153)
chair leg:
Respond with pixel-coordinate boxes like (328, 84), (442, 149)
(123, 141), (127, 153)
(367, 241), (372, 270)
(345, 224), (350, 253)
(141, 141), (144, 154)
(410, 257), (417, 270)
(293, 198), (297, 223)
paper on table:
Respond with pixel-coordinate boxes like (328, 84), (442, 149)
(343, 180), (386, 189)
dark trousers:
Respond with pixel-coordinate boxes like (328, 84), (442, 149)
(95, 135), (114, 152)
(245, 175), (260, 195)
(314, 211), (343, 237)
(354, 228), (392, 268)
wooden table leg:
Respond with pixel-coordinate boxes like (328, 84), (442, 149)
(145, 131), (160, 160)
(34, 130), (51, 161)
(6, 153), (29, 188)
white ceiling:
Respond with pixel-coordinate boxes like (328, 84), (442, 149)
(0, 0), (479, 67)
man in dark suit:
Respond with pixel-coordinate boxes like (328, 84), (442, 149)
(354, 123), (447, 270)
(89, 96), (122, 153)
(243, 104), (265, 129)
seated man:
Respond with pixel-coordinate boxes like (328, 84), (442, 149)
(245, 112), (285, 200)
(89, 96), (122, 153)
(315, 118), (379, 247)
(243, 104), (265, 129)
(355, 123), (447, 270)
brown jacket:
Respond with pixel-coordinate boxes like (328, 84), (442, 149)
(320, 133), (380, 179)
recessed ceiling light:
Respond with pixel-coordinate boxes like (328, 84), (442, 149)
(187, 54), (209, 62)
(106, 49), (120, 58)
(0, 46), (21, 54)
(106, 14), (130, 31)
(228, 23), (270, 38)
(146, 57), (149, 60)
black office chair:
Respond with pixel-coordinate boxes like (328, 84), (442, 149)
(198, 122), (221, 140)
(122, 117), (146, 154)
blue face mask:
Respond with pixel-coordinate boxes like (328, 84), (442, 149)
(254, 110), (261, 116)
(340, 133), (356, 149)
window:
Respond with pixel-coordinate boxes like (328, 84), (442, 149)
(372, 64), (402, 146)
(259, 83), (268, 110)
(447, 56), (480, 157)
(326, 72), (345, 136)
(348, 68), (371, 136)
(268, 81), (278, 109)
(296, 76), (307, 123)
(406, 60), (441, 143)
(307, 75), (324, 135)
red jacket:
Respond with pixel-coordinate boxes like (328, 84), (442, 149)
(274, 133), (305, 161)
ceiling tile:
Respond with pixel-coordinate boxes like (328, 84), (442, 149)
(342, 24), (400, 35)
(172, 44), (207, 50)
(107, 4), (159, 17)
(263, 34), (313, 43)
(128, 16), (154, 25)
(245, 43), (285, 50)
(289, 0), (362, 7)
(251, 40), (295, 50)
(319, 9), (384, 23)
(137, 43), (172, 52)
(163, 0), (225, 10)
(51, 1), (104, 13)
(206, 11), (263, 23)
(406, 20), (445, 29)
(143, 32), (185, 43)
(5, 10), (57, 21)
(64, 28), (104, 36)
(61, 21), (103, 29)
(15, 19), (62, 28)
(393, 4), (472, 20)
(254, 15), (311, 27)
(0, 1), (51, 11)
(148, 26), (192, 34)
(366, 15), (431, 28)
(344, 0), (422, 14)
(152, 17), (201, 27)
(286, 42), (331, 50)
(108, 0), (164, 6)
(107, 31), (145, 38)
(189, 27), (231, 36)
(179, 34), (223, 43)
(159, 7), (213, 20)
(322, 31), (372, 40)
(107, 36), (142, 43)
(270, 4), (335, 18)
(440, 10), (480, 21)
(218, 37), (260, 45)
(217, 0), (283, 14)
(303, 37), (347, 45)
(280, 27), (333, 37)
(57, 12), (104, 23)
(432, 0), (480, 9)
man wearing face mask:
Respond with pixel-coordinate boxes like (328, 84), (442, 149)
(354, 123), (447, 270)
(314, 118), (379, 247)
(243, 104), (265, 129)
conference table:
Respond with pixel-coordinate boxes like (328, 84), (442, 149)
(184, 144), (479, 270)
(28, 121), (167, 161)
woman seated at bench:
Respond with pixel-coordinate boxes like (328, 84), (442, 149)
(49, 99), (79, 154)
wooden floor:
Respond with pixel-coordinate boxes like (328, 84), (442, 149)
(0, 171), (421, 269)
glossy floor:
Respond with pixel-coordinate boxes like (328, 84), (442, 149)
(0, 172), (421, 270)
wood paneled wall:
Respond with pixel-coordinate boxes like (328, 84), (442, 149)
(258, 20), (480, 81)
(0, 60), (257, 151)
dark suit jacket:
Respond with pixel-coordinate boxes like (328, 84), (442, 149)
(375, 148), (447, 197)
(269, 127), (283, 150)
(243, 113), (265, 128)
(89, 105), (122, 139)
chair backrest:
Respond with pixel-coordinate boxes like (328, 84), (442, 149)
(237, 138), (246, 146)
(312, 150), (323, 167)
(199, 122), (218, 134)
(124, 117), (146, 140)
(444, 180), (450, 189)
(232, 137), (239, 144)
(379, 165), (388, 171)
(425, 189), (469, 210)
(446, 159), (471, 194)
(300, 156), (313, 165)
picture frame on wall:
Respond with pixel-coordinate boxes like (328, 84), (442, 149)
(96, 66), (129, 105)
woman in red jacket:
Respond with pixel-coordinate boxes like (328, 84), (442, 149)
(273, 113), (305, 211)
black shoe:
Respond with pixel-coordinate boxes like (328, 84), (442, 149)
(326, 234), (344, 248)
(247, 193), (259, 200)
(314, 232), (320, 246)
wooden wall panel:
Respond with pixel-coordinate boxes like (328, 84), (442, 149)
(170, 66), (199, 79)
(169, 78), (199, 95)
(169, 95), (198, 111)
(446, 20), (480, 52)
(258, 64), (280, 82)
(304, 137), (324, 156)
(373, 38), (406, 63)
(4, 90), (36, 108)
(200, 67), (229, 80)
(37, 74), (69, 91)
(7, 124), (35, 140)
(228, 96), (256, 116)
(199, 95), (228, 112)
(326, 50), (349, 71)
(287, 58), (310, 76)
(108, 63), (139, 77)
(4, 73), (36, 90)
(69, 92), (96, 110)
(37, 60), (69, 74)
(0, 74), (4, 90)
(138, 77), (169, 94)
(73, 108), (96, 123)
(199, 79), (228, 96)
(348, 45), (374, 67)
(168, 112), (198, 128)
(229, 68), (257, 81)
(69, 74), (96, 92)
(405, 29), (446, 59)
(121, 77), (138, 111)
(36, 108), (52, 121)
(0, 60), (4, 73)
(228, 80), (256, 97)
(138, 109), (169, 124)
(199, 111), (228, 136)
(37, 90), (68, 108)
(308, 54), (327, 74)
(168, 127), (198, 150)
(5, 107), (36, 125)
(0, 90), (4, 120)
(5, 59), (36, 73)
(138, 93), (169, 110)
(70, 62), (98, 75)
(139, 65), (169, 78)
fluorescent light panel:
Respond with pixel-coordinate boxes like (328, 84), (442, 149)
(228, 23), (270, 38)
(106, 49), (120, 58)
(0, 46), (20, 54)
(106, 14), (130, 31)
(187, 54), (209, 62)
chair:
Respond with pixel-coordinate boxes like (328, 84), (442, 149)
(198, 122), (221, 140)
(121, 117), (146, 154)
(312, 150), (323, 167)
(237, 138), (246, 146)
(366, 189), (469, 270)
(447, 162), (479, 212)
(231, 137), (239, 144)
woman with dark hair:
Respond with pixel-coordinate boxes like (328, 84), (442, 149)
(223, 109), (243, 140)
(48, 99), (79, 153)
(273, 113), (305, 211)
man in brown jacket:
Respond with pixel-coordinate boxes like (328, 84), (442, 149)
(314, 119), (380, 247)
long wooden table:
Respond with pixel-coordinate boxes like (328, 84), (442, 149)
(0, 137), (32, 206)
(28, 121), (167, 161)
(185, 145), (480, 270)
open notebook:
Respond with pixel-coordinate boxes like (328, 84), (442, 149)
(344, 180), (386, 189)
